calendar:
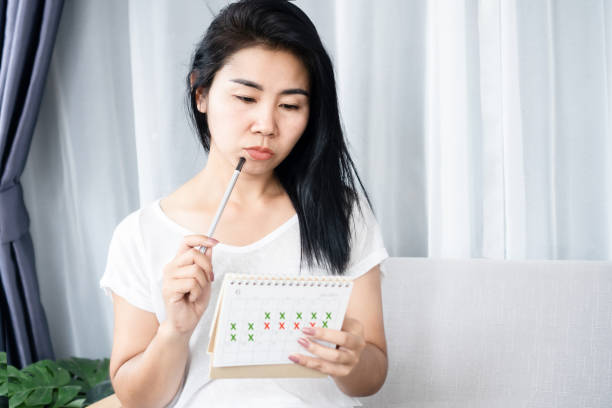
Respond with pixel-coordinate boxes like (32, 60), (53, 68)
(207, 273), (353, 378)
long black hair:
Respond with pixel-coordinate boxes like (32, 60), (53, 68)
(187, 0), (373, 275)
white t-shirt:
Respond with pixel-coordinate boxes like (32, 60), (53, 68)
(100, 195), (389, 408)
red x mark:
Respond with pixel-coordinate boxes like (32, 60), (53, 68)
(264, 322), (270, 330)
(279, 322), (285, 330)
(310, 322), (316, 327)
(294, 322), (300, 329)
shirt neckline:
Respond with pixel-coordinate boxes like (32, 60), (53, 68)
(153, 198), (299, 253)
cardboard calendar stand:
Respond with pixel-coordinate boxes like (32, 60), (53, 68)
(207, 298), (325, 378)
(207, 274), (353, 379)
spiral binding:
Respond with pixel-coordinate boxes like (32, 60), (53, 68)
(226, 274), (351, 288)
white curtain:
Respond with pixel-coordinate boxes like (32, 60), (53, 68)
(425, 0), (612, 260)
(21, 0), (612, 359)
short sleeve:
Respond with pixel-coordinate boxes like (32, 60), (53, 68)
(99, 211), (155, 313)
(344, 194), (389, 279)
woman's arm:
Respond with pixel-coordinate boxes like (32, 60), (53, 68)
(332, 265), (388, 396)
(332, 328), (388, 397)
(109, 234), (216, 407)
(289, 266), (388, 396)
(109, 294), (190, 408)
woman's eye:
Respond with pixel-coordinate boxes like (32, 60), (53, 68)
(281, 104), (299, 110)
(234, 96), (299, 110)
(235, 95), (256, 103)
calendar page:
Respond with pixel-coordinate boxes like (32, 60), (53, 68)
(209, 274), (353, 368)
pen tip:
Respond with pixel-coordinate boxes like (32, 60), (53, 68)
(236, 157), (246, 171)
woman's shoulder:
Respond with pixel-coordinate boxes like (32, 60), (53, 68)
(344, 191), (388, 277)
(112, 198), (165, 241)
(350, 191), (376, 228)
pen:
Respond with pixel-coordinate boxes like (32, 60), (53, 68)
(198, 157), (246, 254)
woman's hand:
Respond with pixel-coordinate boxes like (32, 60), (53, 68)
(161, 235), (218, 337)
(288, 317), (367, 377)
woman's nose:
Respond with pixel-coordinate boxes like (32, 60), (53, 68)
(250, 103), (277, 136)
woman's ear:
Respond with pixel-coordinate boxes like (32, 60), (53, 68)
(190, 72), (207, 113)
(195, 88), (207, 113)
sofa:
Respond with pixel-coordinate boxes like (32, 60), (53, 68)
(92, 257), (612, 407)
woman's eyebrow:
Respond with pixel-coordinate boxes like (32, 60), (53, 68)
(229, 78), (309, 97)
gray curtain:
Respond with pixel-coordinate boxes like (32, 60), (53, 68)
(0, 0), (64, 368)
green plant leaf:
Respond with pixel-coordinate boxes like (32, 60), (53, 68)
(67, 378), (88, 396)
(63, 398), (85, 408)
(24, 387), (53, 405)
(0, 369), (6, 384)
(51, 385), (81, 408)
(6, 359), (75, 407)
(57, 358), (109, 392)
(28, 365), (51, 387)
(7, 379), (20, 396)
(6, 366), (21, 379)
(8, 390), (31, 408)
(18, 361), (69, 391)
(20, 364), (46, 389)
(47, 362), (71, 387)
(5, 357), (110, 408)
(0, 352), (6, 365)
(84, 380), (114, 404)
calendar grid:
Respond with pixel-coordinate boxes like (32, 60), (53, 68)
(211, 274), (353, 368)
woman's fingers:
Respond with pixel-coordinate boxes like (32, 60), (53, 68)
(187, 282), (202, 302)
(289, 320), (367, 377)
(163, 277), (200, 303)
(300, 326), (364, 351)
(161, 234), (217, 306)
(171, 264), (208, 288)
(297, 337), (354, 364)
(162, 262), (211, 304)
(177, 234), (219, 255)
(289, 353), (353, 377)
(175, 248), (215, 282)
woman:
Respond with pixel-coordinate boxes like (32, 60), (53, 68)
(100, 1), (389, 406)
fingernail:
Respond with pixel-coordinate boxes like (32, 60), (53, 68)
(209, 238), (219, 245)
(211, 272), (215, 282)
(298, 338), (309, 348)
(288, 355), (299, 364)
(302, 327), (315, 335)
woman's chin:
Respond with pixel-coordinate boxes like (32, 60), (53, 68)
(238, 159), (277, 174)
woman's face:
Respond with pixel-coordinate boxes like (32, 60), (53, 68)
(197, 46), (310, 174)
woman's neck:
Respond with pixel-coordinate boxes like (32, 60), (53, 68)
(193, 151), (285, 210)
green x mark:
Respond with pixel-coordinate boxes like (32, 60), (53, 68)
(280, 312), (286, 320)
(230, 323), (237, 330)
(248, 323), (254, 330)
(248, 334), (254, 342)
(296, 312), (302, 320)
(326, 312), (332, 320)
(265, 312), (271, 320)
(322, 320), (328, 328)
(311, 312), (317, 319)
(230, 334), (236, 341)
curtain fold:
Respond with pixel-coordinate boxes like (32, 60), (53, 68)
(0, 0), (64, 368)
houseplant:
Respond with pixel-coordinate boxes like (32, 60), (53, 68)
(0, 352), (113, 407)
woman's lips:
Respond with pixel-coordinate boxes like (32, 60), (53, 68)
(244, 146), (274, 161)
